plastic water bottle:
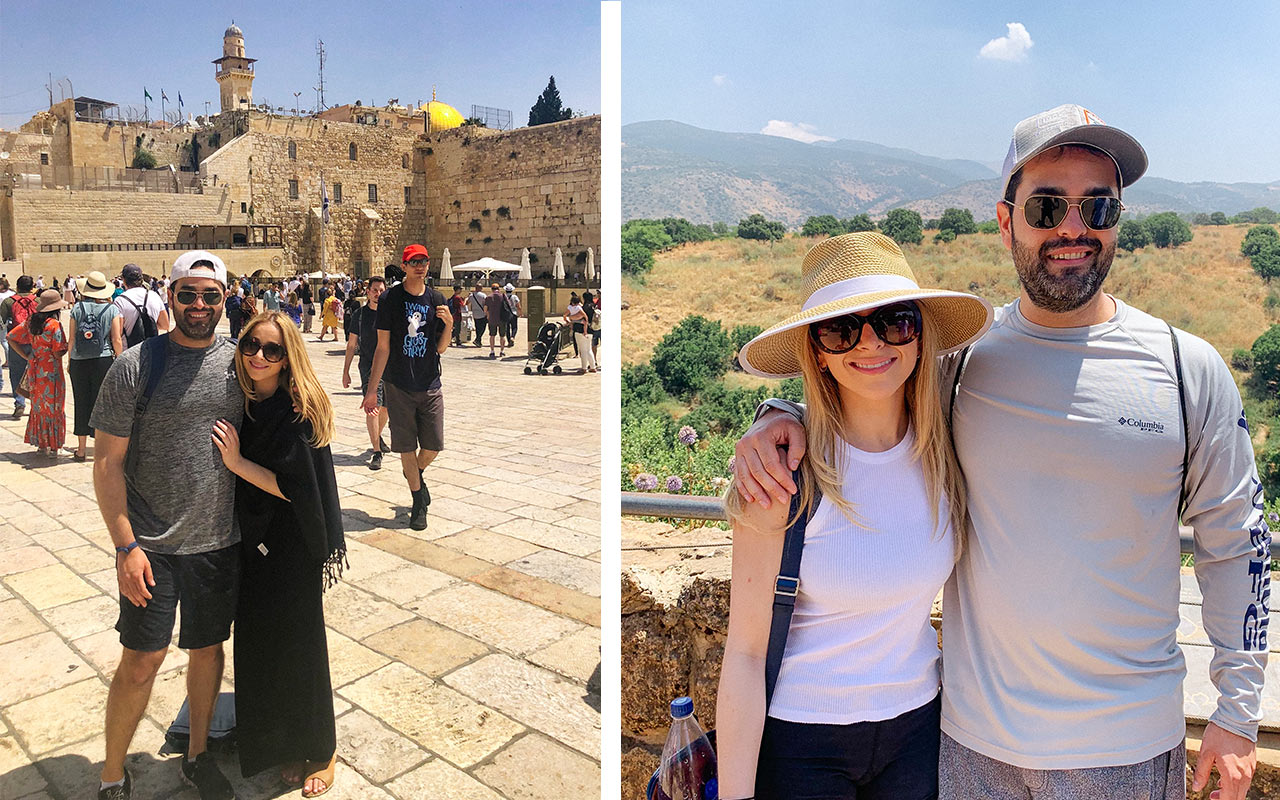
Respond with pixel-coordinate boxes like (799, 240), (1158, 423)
(656, 696), (718, 800)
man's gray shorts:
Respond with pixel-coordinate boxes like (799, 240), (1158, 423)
(384, 383), (444, 454)
(940, 733), (1185, 800)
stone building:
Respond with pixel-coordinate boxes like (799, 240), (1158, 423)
(0, 23), (600, 281)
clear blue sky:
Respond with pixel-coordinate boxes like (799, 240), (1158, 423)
(622, 2), (1280, 184)
(1, 0), (599, 129)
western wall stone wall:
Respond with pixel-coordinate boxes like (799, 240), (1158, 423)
(67, 121), (197, 170)
(200, 112), (420, 273)
(409, 115), (601, 271)
(5, 187), (242, 257)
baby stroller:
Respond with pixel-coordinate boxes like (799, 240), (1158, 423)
(524, 321), (568, 374)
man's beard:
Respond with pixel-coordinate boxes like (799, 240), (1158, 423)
(174, 305), (222, 339)
(1011, 232), (1115, 314)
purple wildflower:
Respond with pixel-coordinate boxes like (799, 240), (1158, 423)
(678, 426), (699, 446)
(634, 473), (659, 492)
(665, 475), (684, 493)
(1270, 512), (1279, 523)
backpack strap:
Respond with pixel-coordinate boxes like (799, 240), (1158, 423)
(125, 335), (168, 473)
(763, 470), (820, 710)
(1169, 323), (1189, 517)
(948, 344), (974, 436)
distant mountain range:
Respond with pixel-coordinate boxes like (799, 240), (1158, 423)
(622, 120), (1280, 226)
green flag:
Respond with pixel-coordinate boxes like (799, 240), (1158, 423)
(144, 88), (153, 101)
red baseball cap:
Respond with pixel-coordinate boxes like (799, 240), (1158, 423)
(402, 244), (429, 262)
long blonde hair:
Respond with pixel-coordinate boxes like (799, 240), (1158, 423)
(235, 311), (335, 448)
(726, 309), (968, 558)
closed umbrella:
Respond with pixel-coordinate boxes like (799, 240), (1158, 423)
(519, 247), (532, 281)
(586, 247), (595, 281)
(553, 247), (565, 280)
(439, 248), (453, 282)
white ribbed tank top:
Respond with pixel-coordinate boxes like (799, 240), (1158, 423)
(767, 428), (954, 724)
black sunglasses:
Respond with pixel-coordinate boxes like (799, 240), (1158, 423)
(237, 336), (286, 363)
(175, 289), (225, 306)
(809, 302), (922, 353)
(1005, 195), (1125, 231)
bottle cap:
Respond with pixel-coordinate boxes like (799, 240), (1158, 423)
(670, 696), (693, 718)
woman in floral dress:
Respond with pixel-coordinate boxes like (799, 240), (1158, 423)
(8, 289), (69, 456)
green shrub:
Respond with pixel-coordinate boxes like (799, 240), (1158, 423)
(933, 229), (956, 244)
(729, 324), (763, 371)
(843, 214), (877, 233)
(938, 207), (977, 237)
(1242, 225), (1280, 257)
(131, 148), (157, 169)
(1251, 243), (1280, 282)
(651, 315), (734, 398)
(1144, 212), (1193, 248)
(621, 219), (674, 251)
(621, 242), (655, 275)
(621, 413), (736, 496)
(737, 213), (786, 242)
(880, 208), (923, 245)
(1251, 324), (1280, 388)
(622, 362), (667, 408)
(1117, 219), (1150, 251)
(1231, 348), (1255, 371)
(802, 215), (843, 238)
(976, 219), (1000, 234)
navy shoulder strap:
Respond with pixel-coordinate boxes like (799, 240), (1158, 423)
(763, 471), (819, 711)
(1168, 323), (1189, 516)
(124, 334), (167, 474)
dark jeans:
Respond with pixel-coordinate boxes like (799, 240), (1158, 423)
(229, 312), (244, 340)
(452, 316), (463, 345)
(8, 348), (27, 409)
(473, 317), (487, 344)
(755, 694), (941, 800)
(68, 356), (113, 437)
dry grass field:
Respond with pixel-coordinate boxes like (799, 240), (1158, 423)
(621, 226), (1279, 376)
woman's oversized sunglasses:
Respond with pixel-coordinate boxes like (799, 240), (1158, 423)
(1004, 195), (1125, 231)
(237, 336), (286, 363)
(809, 302), (922, 353)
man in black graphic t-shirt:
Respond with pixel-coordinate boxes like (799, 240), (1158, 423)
(362, 244), (451, 530)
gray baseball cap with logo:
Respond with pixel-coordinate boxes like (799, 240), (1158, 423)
(1000, 104), (1148, 199)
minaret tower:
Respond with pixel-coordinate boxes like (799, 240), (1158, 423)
(213, 22), (256, 113)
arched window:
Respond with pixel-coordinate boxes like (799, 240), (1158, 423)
(288, 141), (296, 160)
(349, 142), (357, 161)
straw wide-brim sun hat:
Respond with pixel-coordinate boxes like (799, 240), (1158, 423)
(80, 271), (114, 300)
(738, 232), (994, 379)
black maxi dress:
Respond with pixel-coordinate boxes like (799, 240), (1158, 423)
(233, 389), (346, 777)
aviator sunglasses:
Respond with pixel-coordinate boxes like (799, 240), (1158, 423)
(175, 288), (225, 306)
(1004, 195), (1125, 231)
(809, 302), (922, 353)
(237, 336), (286, 363)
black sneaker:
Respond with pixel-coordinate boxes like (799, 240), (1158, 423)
(98, 769), (132, 800)
(10, 406), (21, 420)
(369, 451), (383, 470)
(409, 487), (428, 531)
(180, 752), (233, 800)
(379, 436), (391, 453)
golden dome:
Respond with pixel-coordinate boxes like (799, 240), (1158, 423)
(418, 88), (464, 132)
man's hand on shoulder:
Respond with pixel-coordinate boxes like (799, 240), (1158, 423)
(733, 408), (808, 509)
(1193, 722), (1256, 800)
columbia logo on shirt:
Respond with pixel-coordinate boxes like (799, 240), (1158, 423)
(1117, 417), (1166, 434)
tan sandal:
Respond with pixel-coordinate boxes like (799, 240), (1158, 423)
(301, 754), (336, 798)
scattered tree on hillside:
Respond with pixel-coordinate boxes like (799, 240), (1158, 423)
(651, 315), (734, 398)
(1251, 324), (1280, 389)
(1242, 225), (1280, 257)
(712, 221), (731, 237)
(933, 229), (956, 243)
(938, 207), (977, 237)
(621, 241), (655, 276)
(1250, 245), (1280, 282)
(622, 363), (667, 408)
(1143, 212), (1193, 248)
(737, 213), (786, 242)
(802, 215), (844, 238)
(1117, 219), (1151, 251)
(660, 217), (717, 244)
(844, 214), (876, 233)
(1231, 207), (1279, 225)
(622, 219), (674, 251)
(977, 219), (999, 234)
(729, 324), (763, 370)
(880, 208), (924, 245)
(528, 76), (573, 126)
(1210, 211), (1228, 225)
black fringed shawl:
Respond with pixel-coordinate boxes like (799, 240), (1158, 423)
(235, 389), (347, 588)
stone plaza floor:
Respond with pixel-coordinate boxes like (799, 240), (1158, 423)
(0, 317), (602, 799)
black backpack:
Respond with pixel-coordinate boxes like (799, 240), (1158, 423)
(122, 294), (159, 347)
(72, 302), (108, 358)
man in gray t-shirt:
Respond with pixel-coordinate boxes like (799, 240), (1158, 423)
(738, 106), (1267, 799)
(92, 251), (239, 800)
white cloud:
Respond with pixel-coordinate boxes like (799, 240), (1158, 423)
(979, 22), (1033, 62)
(712, 74), (728, 87)
(760, 120), (835, 144)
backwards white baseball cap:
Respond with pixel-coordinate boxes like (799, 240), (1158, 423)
(1000, 104), (1147, 199)
(170, 250), (228, 287)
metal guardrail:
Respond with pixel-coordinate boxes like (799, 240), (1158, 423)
(620, 492), (1280, 559)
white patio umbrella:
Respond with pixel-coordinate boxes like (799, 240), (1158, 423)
(439, 248), (453, 281)
(553, 247), (565, 280)
(586, 247), (595, 281)
(519, 248), (532, 281)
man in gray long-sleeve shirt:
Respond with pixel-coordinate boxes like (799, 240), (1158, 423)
(737, 105), (1268, 799)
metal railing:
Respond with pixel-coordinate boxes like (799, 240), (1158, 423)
(8, 164), (203, 194)
(40, 242), (281, 253)
(620, 492), (1279, 558)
